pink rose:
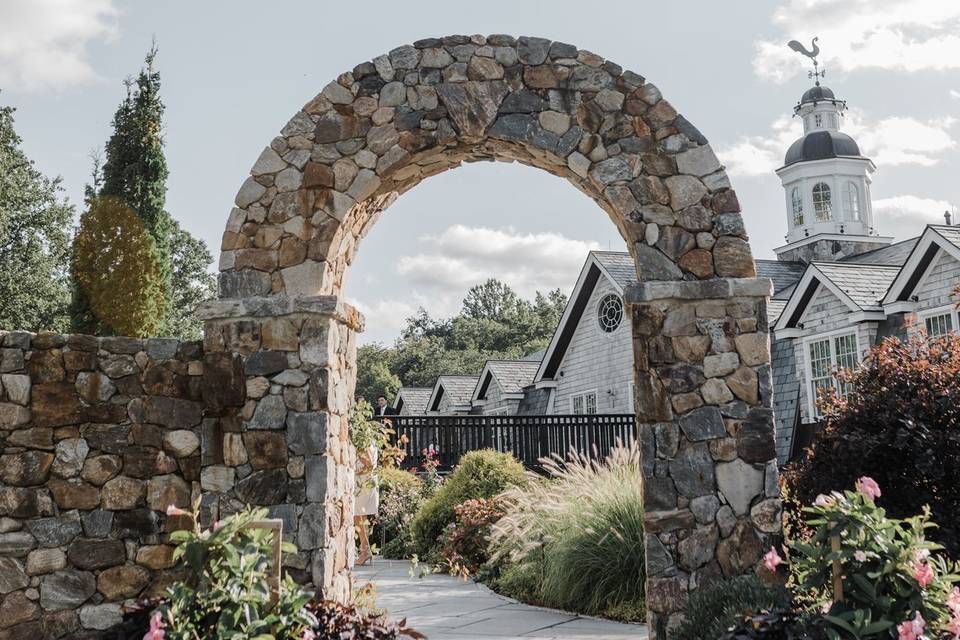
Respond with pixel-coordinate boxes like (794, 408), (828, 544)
(143, 612), (165, 640)
(763, 547), (783, 572)
(165, 504), (189, 517)
(854, 550), (867, 562)
(910, 560), (935, 588)
(897, 611), (925, 640)
(302, 628), (317, 640)
(856, 476), (881, 501)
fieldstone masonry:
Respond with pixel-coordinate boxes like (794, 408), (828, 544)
(215, 34), (781, 638)
(0, 34), (780, 639)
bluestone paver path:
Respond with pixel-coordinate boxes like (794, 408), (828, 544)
(355, 558), (649, 640)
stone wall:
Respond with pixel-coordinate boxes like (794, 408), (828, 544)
(0, 331), (204, 637)
(0, 296), (359, 638)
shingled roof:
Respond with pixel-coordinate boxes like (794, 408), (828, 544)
(432, 376), (479, 408)
(592, 251), (635, 290)
(485, 360), (540, 394)
(756, 259), (806, 295)
(395, 387), (432, 415)
(813, 263), (901, 309)
(842, 237), (919, 266)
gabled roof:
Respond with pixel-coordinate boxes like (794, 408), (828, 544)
(775, 262), (900, 331)
(427, 375), (480, 412)
(473, 360), (540, 402)
(883, 225), (960, 305)
(394, 387), (432, 415)
(766, 299), (788, 326)
(812, 263), (900, 308)
(535, 252), (619, 382)
(591, 251), (635, 290)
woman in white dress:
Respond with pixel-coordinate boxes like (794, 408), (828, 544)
(354, 443), (379, 566)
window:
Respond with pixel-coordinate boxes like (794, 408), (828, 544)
(843, 182), (860, 220)
(814, 113), (822, 128)
(812, 182), (832, 222)
(572, 391), (597, 415)
(597, 294), (623, 333)
(925, 313), (953, 336)
(791, 187), (804, 226)
(919, 306), (957, 337)
(806, 332), (859, 417)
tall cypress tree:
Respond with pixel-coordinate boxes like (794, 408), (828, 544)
(72, 45), (216, 338)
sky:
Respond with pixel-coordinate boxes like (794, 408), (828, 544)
(2, 0), (959, 344)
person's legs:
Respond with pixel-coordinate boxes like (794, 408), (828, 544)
(355, 515), (372, 565)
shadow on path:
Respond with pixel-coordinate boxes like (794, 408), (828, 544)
(355, 558), (649, 640)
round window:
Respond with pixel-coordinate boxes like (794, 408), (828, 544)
(597, 294), (623, 333)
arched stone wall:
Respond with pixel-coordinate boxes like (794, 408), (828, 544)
(206, 35), (780, 638)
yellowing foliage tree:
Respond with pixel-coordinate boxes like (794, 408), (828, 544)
(72, 196), (168, 337)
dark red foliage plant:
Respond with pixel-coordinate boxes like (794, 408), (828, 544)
(784, 332), (960, 556)
(439, 496), (506, 576)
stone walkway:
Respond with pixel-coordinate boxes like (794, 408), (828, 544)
(355, 558), (648, 640)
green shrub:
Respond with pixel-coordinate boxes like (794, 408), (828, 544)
(786, 479), (960, 639)
(489, 445), (646, 618)
(485, 557), (543, 604)
(410, 449), (524, 555)
(673, 576), (791, 640)
(374, 467), (425, 558)
(152, 505), (314, 640)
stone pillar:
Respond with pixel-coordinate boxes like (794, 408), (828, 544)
(198, 295), (361, 601)
(626, 278), (782, 639)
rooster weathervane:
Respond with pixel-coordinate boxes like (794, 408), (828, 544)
(788, 37), (825, 85)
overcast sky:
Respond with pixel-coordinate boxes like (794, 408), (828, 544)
(2, 0), (959, 343)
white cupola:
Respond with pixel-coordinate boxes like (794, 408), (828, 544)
(773, 84), (890, 263)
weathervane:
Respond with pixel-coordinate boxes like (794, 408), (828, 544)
(788, 37), (825, 85)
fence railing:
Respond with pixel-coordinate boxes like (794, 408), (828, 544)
(380, 414), (637, 471)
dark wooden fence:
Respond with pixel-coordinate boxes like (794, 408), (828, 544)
(380, 414), (636, 471)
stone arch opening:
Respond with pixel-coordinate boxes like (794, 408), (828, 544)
(205, 34), (780, 638)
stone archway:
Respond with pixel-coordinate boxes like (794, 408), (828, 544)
(201, 34), (780, 638)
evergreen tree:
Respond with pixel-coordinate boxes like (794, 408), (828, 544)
(0, 101), (73, 332)
(73, 196), (167, 337)
(73, 45), (216, 337)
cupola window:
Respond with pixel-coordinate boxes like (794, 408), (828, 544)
(791, 187), (804, 226)
(843, 182), (860, 220)
(812, 182), (832, 221)
(814, 113), (822, 128)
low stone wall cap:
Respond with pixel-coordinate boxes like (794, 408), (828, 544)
(624, 277), (774, 302)
(197, 295), (365, 331)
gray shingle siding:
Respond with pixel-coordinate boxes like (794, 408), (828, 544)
(771, 335), (800, 464)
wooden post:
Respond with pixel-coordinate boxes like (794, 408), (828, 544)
(831, 534), (844, 603)
(243, 519), (284, 605)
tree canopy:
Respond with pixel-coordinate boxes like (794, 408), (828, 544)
(355, 279), (567, 402)
(0, 101), (73, 332)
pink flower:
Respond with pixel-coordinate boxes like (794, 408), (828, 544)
(854, 550), (867, 562)
(763, 547), (783, 572)
(814, 494), (835, 507)
(948, 587), (960, 612)
(897, 611), (925, 640)
(856, 476), (881, 501)
(302, 628), (317, 640)
(143, 612), (165, 640)
(213, 520), (225, 532)
(165, 505), (189, 517)
(910, 560), (935, 588)
(948, 614), (960, 639)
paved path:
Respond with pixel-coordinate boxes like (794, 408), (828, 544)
(355, 558), (648, 640)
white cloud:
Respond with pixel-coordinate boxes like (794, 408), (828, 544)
(0, 0), (118, 92)
(873, 195), (955, 240)
(717, 111), (956, 178)
(396, 225), (603, 298)
(754, 0), (960, 82)
(951, 89), (960, 100)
